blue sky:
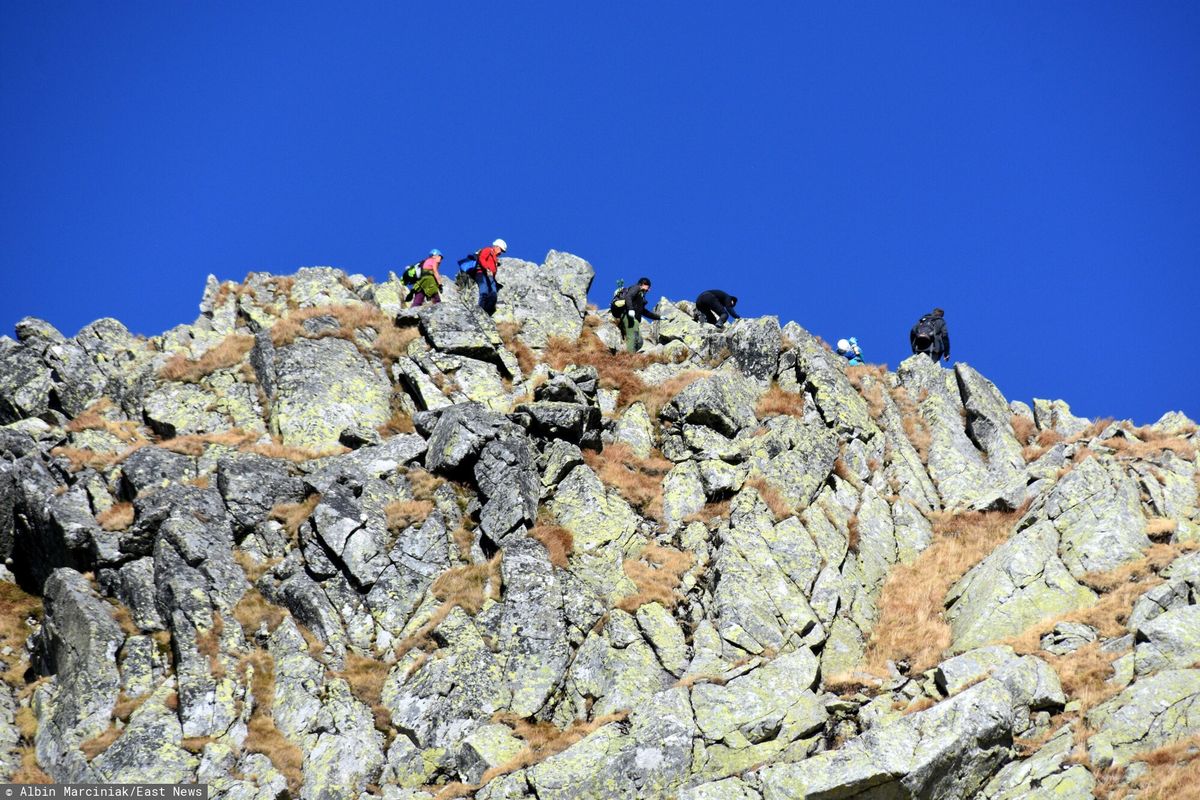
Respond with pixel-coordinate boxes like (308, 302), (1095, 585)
(2, 2), (1197, 423)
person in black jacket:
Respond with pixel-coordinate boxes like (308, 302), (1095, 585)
(618, 277), (660, 352)
(910, 308), (950, 363)
(694, 289), (741, 328)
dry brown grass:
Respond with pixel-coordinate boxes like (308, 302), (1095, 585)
(50, 444), (141, 473)
(377, 409), (416, 436)
(1009, 414), (1037, 446)
(684, 498), (732, 525)
(243, 649), (304, 796)
(890, 386), (930, 463)
(865, 504), (1028, 674)
(1023, 428), (1064, 462)
(233, 588), (286, 637)
(583, 444), (673, 520)
(1005, 541), (1200, 655)
(385, 499), (435, 532)
(65, 398), (147, 444)
(755, 384), (805, 419)
(8, 749), (53, 783)
(496, 322), (537, 376)
(1125, 734), (1200, 799)
(429, 710), (632, 797)
(240, 438), (349, 462)
(1145, 517), (1179, 541)
(430, 555), (503, 615)
(270, 494), (321, 539)
(846, 514), (861, 553)
(743, 477), (793, 521)
(337, 652), (392, 734)
(0, 581), (42, 687)
(96, 502), (135, 532)
(269, 303), (418, 367)
(1046, 642), (1125, 715)
(529, 524), (574, 568)
(159, 334), (255, 383)
(542, 333), (703, 414)
(616, 545), (694, 612)
(158, 429), (260, 457)
(1100, 435), (1196, 462)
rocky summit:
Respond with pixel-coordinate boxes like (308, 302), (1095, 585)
(0, 252), (1197, 799)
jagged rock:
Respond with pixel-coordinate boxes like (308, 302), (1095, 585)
(727, 317), (782, 382)
(956, 363), (1025, 483)
(1033, 398), (1090, 436)
(268, 337), (390, 449)
(934, 646), (1065, 716)
(458, 724), (525, 784)
(421, 403), (517, 476)
(756, 678), (1016, 800)
(662, 461), (706, 532)
(680, 778), (762, 800)
(627, 686), (697, 796)
(103, 558), (166, 631)
(636, 602), (690, 677)
(216, 452), (307, 530)
(528, 722), (635, 800)
(91, 680), (198, 782)
(558, 610), (671, 721)
(1133, 605), (1200, 675)
(75, 318), (158, 416)
(539, 439), (584, 490)
(0, 342), (53, 423)
(1086, 668), (1200, 767)
(492, 251), (593, 347)
(384, 608), (511, 770)
(311, 479), (389, 588)
(611, 402), (655, 458)
(41, 339), (108, 417)
(35, 568), (124, 781)
(391, 356), (451, 412)
(792, 336), (876, 438)
(310, 434), (429, 490)
(476, 436), (539, 544)
(946, 521), (1095, 652)
(743, 417), (839, 509)
(513, 401), (602, 448)
(548, 465), (642, 556)
(119, 446), (197, 498)
(1040, 622), (1099, 656)
(711, 490), (823, 656)
(366, 511), (453, 640)
(405, 302), (515, 377)
(692, 648), (823, 748)
(288, 266), (360, 308)
(1044, 456), (1150, 576)
(499, 535), (568, 716)
(979, 725), (1095, 799)
(143, 382), (227, 438)
(661, 372), (761, 437)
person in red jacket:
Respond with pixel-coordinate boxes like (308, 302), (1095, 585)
(457, 238), (507, 315)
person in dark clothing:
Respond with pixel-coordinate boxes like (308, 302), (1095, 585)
(695, 289), (741, 328)
(618, 277), (660, 352)
(910, 308), (950, 363)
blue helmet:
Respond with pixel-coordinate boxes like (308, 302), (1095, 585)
(429, 248), (442, 257)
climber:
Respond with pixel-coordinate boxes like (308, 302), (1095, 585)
(837, 337), (864, 365)
(457, 238), (507, 316)
(614, 277), (660, 352)
(694, 289), (741, 328)
(410, 249), (444, 307)
(910, 308), (950, 363)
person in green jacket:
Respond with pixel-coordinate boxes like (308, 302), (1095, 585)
(411, 249), (444, 306)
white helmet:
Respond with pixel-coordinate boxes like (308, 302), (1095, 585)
(492, 238), (507, 252)
(837, 338), (851, 352)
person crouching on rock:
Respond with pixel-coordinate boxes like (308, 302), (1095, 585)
(694, 289), (741, 328)
(457, 238), (506, 315)
(411, 249), (444, 306)
(618, 277), (661, 352)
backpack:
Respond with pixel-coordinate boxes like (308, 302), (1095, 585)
(458, 250), (482, 277)
(608, 280), (628, 319)
(400, 262), (423, 287)
(912, 316), (938, 349)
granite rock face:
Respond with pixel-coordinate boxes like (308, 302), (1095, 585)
(1, 261), (1196, 796)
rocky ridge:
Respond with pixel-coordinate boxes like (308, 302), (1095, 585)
(0, 251), (1197, 798)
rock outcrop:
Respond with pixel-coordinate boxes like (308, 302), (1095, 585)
(0, 252), (1196, 797)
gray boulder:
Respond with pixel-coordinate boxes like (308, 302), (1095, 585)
(492, 251), (593, 347)
(661, 372), (762, 437)
(0, 343), (53, 423)
(1133, 605), (1200, 675)
(216, 452), (307, 530)
(498, 535), (569, 716)
(727, 317), (782, 382)
(475, 436), (539, 544)
(1044, 456), (1151, 577)
(1086, 668), (1200, 767)
(757, 678), (1016, 800)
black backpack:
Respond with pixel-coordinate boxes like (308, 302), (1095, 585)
(400, 262), (422, 287)
(609, 280), (628, 319)
(912, 316), (938, 349)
